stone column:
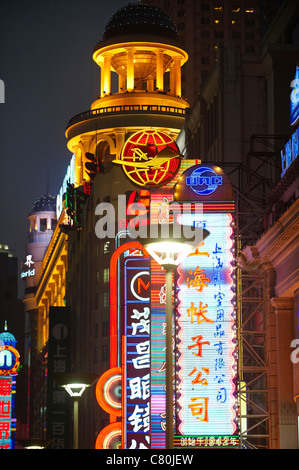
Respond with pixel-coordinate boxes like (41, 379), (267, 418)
(169, 63), (175, 95)
(270, 296), (297, 448)
(101, 53), (111, 96)
(147, 79), (154, 92)
(118, 74), (125, 93)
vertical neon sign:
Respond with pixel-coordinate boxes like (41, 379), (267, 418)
(0, 342), (20, 449)
(0, 377), (13, 449)
(150, 189), (174, 448)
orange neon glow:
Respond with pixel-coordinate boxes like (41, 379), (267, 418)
(95, 367), (122, 418)
(95, 421), (122, 449)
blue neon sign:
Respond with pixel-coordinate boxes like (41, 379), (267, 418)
(186, 167), (223, 196)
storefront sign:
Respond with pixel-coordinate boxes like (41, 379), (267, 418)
(174, 164), (237, 441)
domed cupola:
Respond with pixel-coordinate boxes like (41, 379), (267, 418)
(101, 2), (180, 45)
(0, 321), (17, 348)
(29, 194), (56, 216)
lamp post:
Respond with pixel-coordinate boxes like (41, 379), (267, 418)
(54, 373), (98, 449)
(132, 222), (209, 449)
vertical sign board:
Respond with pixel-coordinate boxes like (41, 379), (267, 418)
(149, 188), (174, 448)
(173, 165), (238, 448)
(0, 343), (20, 449)
(123, 257), (151, 449)
(290, 66), (299, 127)
(281, 66), (299, 177)
(47, 307), (71, 449)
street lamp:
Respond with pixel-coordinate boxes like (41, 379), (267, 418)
(131, 222), (209, 449)
(54, 373), (98, 449)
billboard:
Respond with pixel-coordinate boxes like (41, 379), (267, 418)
(173, 164), (237, 446)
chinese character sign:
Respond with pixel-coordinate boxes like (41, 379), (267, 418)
(0, 377), (12, 449)
(123, 258), (151, 449)
(176, 212), (236, 436)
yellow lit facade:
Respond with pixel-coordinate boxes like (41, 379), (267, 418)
(34, 212), (68, 351)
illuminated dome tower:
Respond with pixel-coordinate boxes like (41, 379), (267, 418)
(65, 2), (189, 185)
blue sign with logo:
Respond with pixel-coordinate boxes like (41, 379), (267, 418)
(186, 166), (223, 195)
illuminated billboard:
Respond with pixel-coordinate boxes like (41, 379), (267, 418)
(0, 377), (13, 449)
(0, 331), (20, 449)
(95, 162), (237, 449)
(173, 164), (237, 446)
(176, 212), (236, 436)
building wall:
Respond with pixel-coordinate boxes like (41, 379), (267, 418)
(145, 0), (285, 105)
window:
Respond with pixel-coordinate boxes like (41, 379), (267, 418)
(103, 292), (109, 307)
(104, 241), (110, 255)
(51, 219), (57, 231)
(232, 31), (242, 39)
(246, 45), (255, 53)
(245, 18), (255, 26)
(201, 30), (210, 38)
(246, 32), (255, 40)
(94, 294), (99, 310)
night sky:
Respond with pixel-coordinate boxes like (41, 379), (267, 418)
(0, 0), (130, 296)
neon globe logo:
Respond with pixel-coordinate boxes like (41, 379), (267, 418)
(186, 166), (223, 195)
